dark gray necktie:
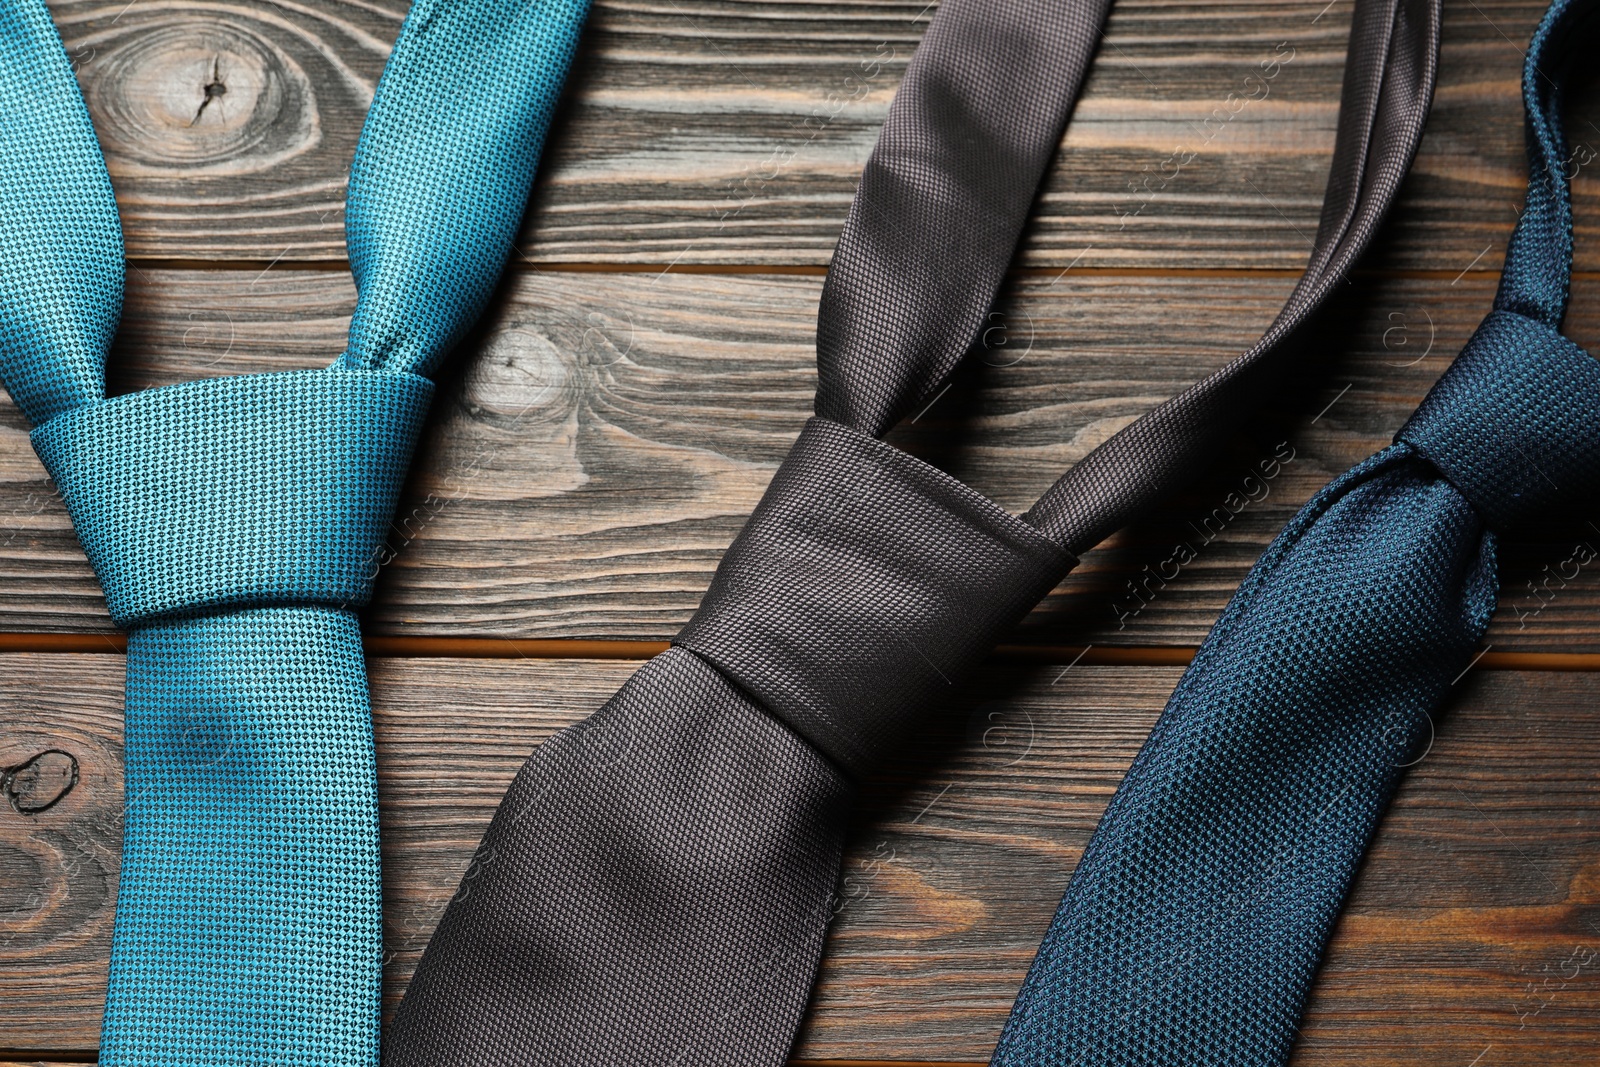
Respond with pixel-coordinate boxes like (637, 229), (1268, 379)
(383, 0), (1440, 1062)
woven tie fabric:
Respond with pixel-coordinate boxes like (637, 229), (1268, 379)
(384, 0), (1439, 1062)
(992, 1), (1600, 1063)
(0, 0), (588, 1063)
(0, 0), (121, 425)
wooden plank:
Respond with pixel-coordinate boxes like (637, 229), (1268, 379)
(1, 655), (1596, 1061)
(0, 659), (123, 1046)
(49, 0), (1600, 269)
(5, 267), (1600, 649)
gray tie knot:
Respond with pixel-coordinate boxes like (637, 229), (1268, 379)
(675, 416), (1073, 777)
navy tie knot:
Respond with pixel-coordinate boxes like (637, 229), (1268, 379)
(1396, 309), (1600, 532)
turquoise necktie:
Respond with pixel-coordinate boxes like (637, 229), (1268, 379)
(0, 0), (587, 1062)
(993, 0), (1600, 1062)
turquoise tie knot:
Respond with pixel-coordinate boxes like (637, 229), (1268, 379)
(31, 366), (433, 627)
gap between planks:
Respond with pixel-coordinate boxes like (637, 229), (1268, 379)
(1, 632), (1597, 672)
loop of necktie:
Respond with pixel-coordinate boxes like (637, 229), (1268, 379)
(1027, 0), (1440, 554)
(812, 0), (1112, 437)
(677, 0), (1105, 776)
(808, 0), (1442, 566)
(3, 0), (589, 630)
(676, 0), (1439, 775)
(1493, 0), (1585, 327)
(0, 0), (121, 425)
(2, 1), (592, 1063)
(341, 0), (590, 378)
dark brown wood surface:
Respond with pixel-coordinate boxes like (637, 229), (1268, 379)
(6, 267), (1600, 649)
(3, 656), (1598, 1064)
(38, 0), (1600, 270)
(4, 0), (1600, 1063)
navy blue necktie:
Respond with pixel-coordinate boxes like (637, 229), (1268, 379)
(993, 0), (1600, 1062)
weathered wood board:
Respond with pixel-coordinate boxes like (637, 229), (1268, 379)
(5, 268), (1600, 649)
(45, 0), (1600, 270)
(3, 655), (1597, 1062)
(7, 1), (1600, 1064)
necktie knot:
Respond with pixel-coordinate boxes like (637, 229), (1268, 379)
(676, 417), (1073, 776)
(1395, 308), (1600, 532)
(31, 366), (432, 627)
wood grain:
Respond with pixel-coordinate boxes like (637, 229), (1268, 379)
(2, 655), (1596, 1062)
(0, 661), (124, 1045)
(46, 0), (1600, 269)
(6, 267), (1600, 649)
(7, 1), (1596, 1064)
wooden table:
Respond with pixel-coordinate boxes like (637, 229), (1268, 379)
(3, 0), (1599, 1063)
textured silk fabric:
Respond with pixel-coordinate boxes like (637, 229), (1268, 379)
(115, 609), (384, 1065)
(343, 0), (589, 377)
(386, 425), (1075, 1065)
(993, 446), (1498, 1067)
(993, 2), (1600, 1063)
(1400, 310), (1600, 529)
(678, 417), (1072, 776)
(385, 0), (1439, 1061)
(0, 0), (121, 424)
(0, 0), (589, 1062)
(813, 0), (1112, 435)
(384, 0), (1116, 1059)
(389, 648), (854, 1067)
(32, 368), (433, 625)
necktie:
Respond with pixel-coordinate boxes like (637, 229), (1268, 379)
(992, 0), (1600, 1063)
(385, 0), (1439, 1062)
(0, 0), (588, 1062)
